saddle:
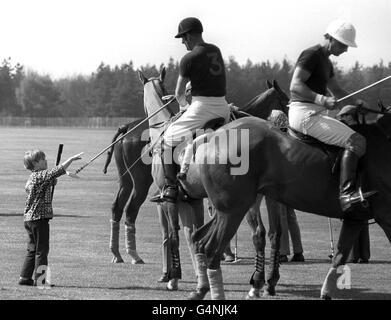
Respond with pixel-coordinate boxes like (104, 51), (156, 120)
(202, 117), (226, 131)
(287, 127), (343, 174)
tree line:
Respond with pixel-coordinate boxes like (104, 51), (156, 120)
(1, 56), (391, 118)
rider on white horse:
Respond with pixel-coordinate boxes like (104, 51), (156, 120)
(150, 17), (230, 203)
(288, 19), (375, 213)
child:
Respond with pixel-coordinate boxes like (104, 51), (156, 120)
(19, 149), (83, 286)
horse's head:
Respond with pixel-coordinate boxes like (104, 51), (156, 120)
(137, 67), (178, 123)
(241, 80), (289, 119)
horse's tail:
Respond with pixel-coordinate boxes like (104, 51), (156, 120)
(192, 213), (229, 260)
(103, 124), (128, 174)
(192, 215), (217, 250)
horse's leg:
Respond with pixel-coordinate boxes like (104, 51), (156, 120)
(192, 206), (249, 300)
(157, 202), (171, 282)
(178, 199), (204, 278)
(376, 217), (391, 243)
(264, 196), (283, 297)
(320, 219), (365, 300)
(245, 194), (266, 299)
(123, 163), (152, 264)
(109, 176), (133, 263)
(178, 199), (211, 300)
(165, 201), (182, 291)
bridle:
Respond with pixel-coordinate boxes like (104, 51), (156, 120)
(147, 77), (177, 128)
(357, 105), (391, 140)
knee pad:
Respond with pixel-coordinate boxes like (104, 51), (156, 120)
(345, 132), (366, 157)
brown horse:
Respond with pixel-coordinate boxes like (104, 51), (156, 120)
(103, 118), (152, 264)
(103, 71), (289, 269)
(191, 108), (391, 299)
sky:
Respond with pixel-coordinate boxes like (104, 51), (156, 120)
(2, 0), (391, 79)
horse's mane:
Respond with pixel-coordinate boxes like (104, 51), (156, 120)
(239, 81), (289, 119)
(241, 92), (269, 112)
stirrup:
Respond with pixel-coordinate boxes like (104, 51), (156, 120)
(150, 193), (164, 203)
(177, 164), (190, 181)
(150, 185), (179, 203)
(163, 185), (178, 203)
(340, 188), (377, 212)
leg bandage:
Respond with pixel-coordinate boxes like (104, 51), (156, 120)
(110, 220), (120, 253)
(207, 268), (225, 300)
(195, 254), (209, 289)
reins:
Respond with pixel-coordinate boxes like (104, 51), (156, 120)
(118, 79), (177, 180)
(72, 91), (176, 176)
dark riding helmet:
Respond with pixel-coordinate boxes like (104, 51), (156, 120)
(175, 17), (203, 38)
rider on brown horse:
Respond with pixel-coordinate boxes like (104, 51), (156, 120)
(288, 19), (376, 213)
(150, 17), (230, 203)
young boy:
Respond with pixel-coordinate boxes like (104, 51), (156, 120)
(19, 149), (82, 286)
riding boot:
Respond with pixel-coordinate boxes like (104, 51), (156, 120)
(339, 150), (376, 212)
(150, 148), (179, 203)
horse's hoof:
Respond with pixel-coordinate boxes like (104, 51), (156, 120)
(157, 273), (169, 283)
(224, 254), (235, 263)
(111, 256), (124, 263)
(263, 287), (276, 297)
(188, 287), (209, 300)
(131, 259), (145, 265)
(246, 288), (261, 300)
(320, 294), (332, 300)
(166, 279), (179, 291)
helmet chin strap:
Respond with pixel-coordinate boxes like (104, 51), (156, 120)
(324, 37), (332, 55)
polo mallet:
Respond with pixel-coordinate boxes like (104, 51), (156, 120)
(328, 218), (335, 259)
(336, 75), (391, 103)
(70, 96), (176, 177)
(313, 75), (391, 118)
(51, 144), (63, 198)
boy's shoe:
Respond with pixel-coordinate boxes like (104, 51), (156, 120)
(290, 253), (305, 262)
(18, 278), (34, 286)
(347, 258), (358, 263)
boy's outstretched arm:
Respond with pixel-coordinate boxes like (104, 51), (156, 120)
(61, 152), (83, 171)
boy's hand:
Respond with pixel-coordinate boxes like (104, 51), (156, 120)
(61, 152), (83, 171)
(71, 152), (83, 161)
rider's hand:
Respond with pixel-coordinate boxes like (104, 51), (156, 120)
(323, 96), (337, 110)
(179, 104), (189, 113)
(228, 103), (239, 111)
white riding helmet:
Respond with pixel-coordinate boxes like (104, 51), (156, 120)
(326, 19), (357, 48)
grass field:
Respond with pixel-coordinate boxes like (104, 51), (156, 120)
(0, 127), (390, 300)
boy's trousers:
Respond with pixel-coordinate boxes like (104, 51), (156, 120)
(20, 219), (50, 280)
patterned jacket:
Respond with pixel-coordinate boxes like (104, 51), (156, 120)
(24, 165), (66, 222)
